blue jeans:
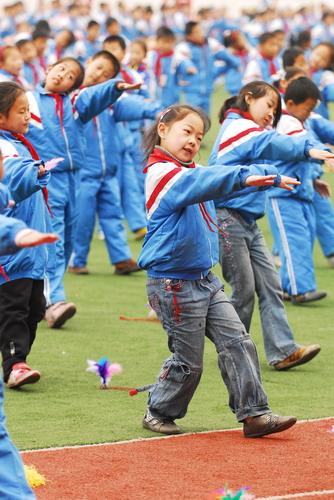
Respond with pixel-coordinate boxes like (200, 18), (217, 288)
(216, 208), (298, 366)
(146, 272), (270, 422)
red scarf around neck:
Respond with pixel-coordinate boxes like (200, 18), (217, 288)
(11, 132), (52, 215)
(154, 50), (174, 78)
(144, 147), (195, 173)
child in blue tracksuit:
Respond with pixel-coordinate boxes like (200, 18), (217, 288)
(175, 21), (239, 114)
(69, 51), (159, 275)
(25, 56), (137, 328)
(267, 78), (332, 300)
(243, 32), (282, 85)
(0, 81), (55, 389)
(138, 103), (297, 438)
(209, 81), (332, 370)
(310, 42), (334, 119)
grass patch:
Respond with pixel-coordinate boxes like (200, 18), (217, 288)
(4, 87), (334, 449)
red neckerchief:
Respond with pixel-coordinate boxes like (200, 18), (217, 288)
(154, 49), (174, 78)
(0, 266), (9, 281)
(144, 147), (195, 173)
(224, 107), (255, 121)
(48, 93), (64, 128)
(38, 55), (47, 72)
(259, 52), (277, 75)
(11, 132), (52, 215)
(120, 68), (134, 84)
(12, 74), (25, 87)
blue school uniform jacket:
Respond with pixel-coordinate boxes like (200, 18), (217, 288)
(25, 79), (123, 173)
(208, 109), (316, 221)
(81, 93), (161, 179)
(312, 69), (334, 119)
(0, 214), (26, 256)
(0, 131), (52, 283)
(174, 38), (239, 98)
(267, 113), (324, 202)
(138, 148), (279, 279)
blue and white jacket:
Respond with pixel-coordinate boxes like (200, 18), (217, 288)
(25, 79), (123, 173)
(209, 109), (316, 221)
(267, 113), (324, 202)
(0, 215), (26, 256)
(138, 147), (278, 279)
(312, 69), (334, 119)
(81, 93), (161, 179)
(243, 52), (281, 85)
(0, 131), (52, 284)
(174, 38), (239, 97)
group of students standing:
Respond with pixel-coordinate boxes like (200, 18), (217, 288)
(0, 8), (334, 494)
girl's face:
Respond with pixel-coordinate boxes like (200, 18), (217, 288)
(84, 56), (115, 86)
(158, 112), (204, 163)
(245, 90), (278, 128)
(310, 45), (331, 70)
(129, 43), (145, 66)
(0, 92), (30, 134)
(1, 48), (23, 76)
(45, 60), (81, 93)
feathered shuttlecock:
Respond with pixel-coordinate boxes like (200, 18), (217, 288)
(86, 357), (122, 388)
(210, 486), (255, 500)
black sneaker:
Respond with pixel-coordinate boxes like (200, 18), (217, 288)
(291, 291), (327, 304)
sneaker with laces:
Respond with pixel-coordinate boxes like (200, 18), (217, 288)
(142, 409), (182, 435)
(45, 301), (77, 329)
(7, 363), (40, 388)
(243, 413), (297, 438)
(68, 266), (89, 275)
(274, 344), (321, 371)
(114, 259), (142, 275)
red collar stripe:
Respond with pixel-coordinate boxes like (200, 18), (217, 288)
(218, 126), (263, 152)
(146, 167), (181, 212)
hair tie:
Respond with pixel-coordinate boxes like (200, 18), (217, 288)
(159, 107), (172, 122)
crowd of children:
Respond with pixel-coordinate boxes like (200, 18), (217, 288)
(0, 1), (334, 441)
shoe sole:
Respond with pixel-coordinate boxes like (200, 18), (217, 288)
(245, 417), (297, 438)
(274, 347), (321, 371)
(142, 419), (182, 435)
(68, 269), (89, 275)
(48, 305), (77, 329)
(7, 372), (40, 389)
(115, 268), (142, 275)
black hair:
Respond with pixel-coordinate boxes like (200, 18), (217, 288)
(185, 21), (198, 37)
(284, 77), (321, 104)
(87, 20), (100, 30)
(58, 29), (76, 48)
(0, 81), (25, 117)
(156, 26), (175, 40)
(103, 35), (126, 51)
(293, 30), (311, 48)
(91, 50), (120, 76)
(282, 47), (304, 69)
(313, 42), (334, 71)
(16, 38), (33, 50)
(143, 104), (210, 159)
(258, 32), (276, 45)
(105, 16), (119, 27)
(284, 66), (307, 82)
(218, 80), (282, 128)
(49, 57), (85, 91)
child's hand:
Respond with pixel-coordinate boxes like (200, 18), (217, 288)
(37, 163), (46, 178)
(15, 229), (59, 248)
(314, 178), (331, 197)
(116, 81), (142, 91)
(187, 66), (197, 75)
(309, 149), (334, 161)
(245, 174), (300, 190)
(325, 158), (334, 171)
(44, 157), (64, 171)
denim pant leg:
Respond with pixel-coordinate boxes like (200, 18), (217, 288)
(216, 208), (256, 332)
(204, 274), (270, 422)
(249, 225), (298, 365)
(146, 278), (207, 421)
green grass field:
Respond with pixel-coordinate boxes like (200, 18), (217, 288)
(4, 87), (334, 450)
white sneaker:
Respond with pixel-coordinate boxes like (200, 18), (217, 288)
(7, 363), (40, 388)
